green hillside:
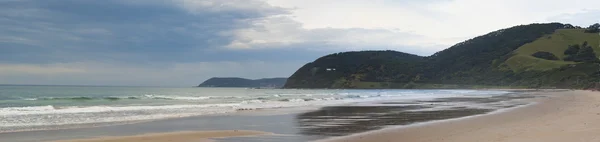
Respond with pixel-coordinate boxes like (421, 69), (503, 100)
(284, 51), (424, 89)
(503, 29), (600, 72)
(284, 23), (600, 89)
(502, 55), (574, 72)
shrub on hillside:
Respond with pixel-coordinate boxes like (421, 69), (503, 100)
(584, 23), (600, 33)
(564, 42), (599, 63)
(532, 51), (559, 60)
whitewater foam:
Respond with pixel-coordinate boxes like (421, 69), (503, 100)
(0, 103), (241, 116)
(0, 89), (515, 133)
(143, 94), (212, 100)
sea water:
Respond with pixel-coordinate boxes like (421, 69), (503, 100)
(0, 85), (513, 133)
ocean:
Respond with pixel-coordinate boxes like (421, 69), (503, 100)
(0, 85), (527, 136)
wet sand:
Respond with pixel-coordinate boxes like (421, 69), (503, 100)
(51, 130), (270, 142)
(296, 92), (535, 137)
(326, 90), (600, 142)
(297, 106), (492, 136)
(1, 90), (538, 142)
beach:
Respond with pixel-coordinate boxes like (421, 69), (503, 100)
(327, 90), (600, 142)
(49, 90), (597, 142)
(1, 87), (576, 142)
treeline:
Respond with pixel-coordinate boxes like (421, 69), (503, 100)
(563, 41), (599, 63)
(585, 23), (600, 33)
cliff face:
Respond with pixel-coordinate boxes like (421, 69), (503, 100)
(198, 77), (287, 88)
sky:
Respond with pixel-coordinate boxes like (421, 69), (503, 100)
(0, 0), (599, 86)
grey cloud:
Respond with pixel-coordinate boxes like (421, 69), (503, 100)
(226, 16), (447, 56)
(0, 0), (440, 64)
(0, 0), (452, 86)
(0, 0), (290, 64)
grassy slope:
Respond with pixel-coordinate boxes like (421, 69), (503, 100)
(503, 55), (575, 72)
(503, 29), (600, 72)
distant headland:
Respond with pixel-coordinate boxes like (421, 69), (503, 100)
(198, 77), (288, 88)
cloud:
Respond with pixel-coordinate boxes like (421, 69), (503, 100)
(173, 0), (289, 16)
(0, 0), (291, 64)
(264, 0), (600, 42)
(223, 0), (600, 55)
(224, 13), (452, 55)
(1, 0), (599, 86)
(548, 10), (600, 26)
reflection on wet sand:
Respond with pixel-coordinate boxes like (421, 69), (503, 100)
(296, 105), (490, 136)
(295, 94), (536, 136)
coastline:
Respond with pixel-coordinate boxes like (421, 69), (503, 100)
(1, 89), (552, 142)
(325, 90), (600, 142)
(0, 106), (329, 142)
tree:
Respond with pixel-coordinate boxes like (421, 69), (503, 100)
(565, 45), (599, 63)
(564, 44), (580, 55)
(585, 23), (600, 33)
(577, 46), (599, 63)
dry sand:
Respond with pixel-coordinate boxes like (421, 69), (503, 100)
(51, 130), (271, 142)
(326, 90), (600, 142)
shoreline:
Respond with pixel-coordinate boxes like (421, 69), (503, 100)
(1, 89), (545, 142)
(50, 130), (272, 142)
(0, 105), (319, 135)
(325, 90), (599, 142)
(2, 89), (512, 134)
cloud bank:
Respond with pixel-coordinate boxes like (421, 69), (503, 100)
(0, 0), (598, 86)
